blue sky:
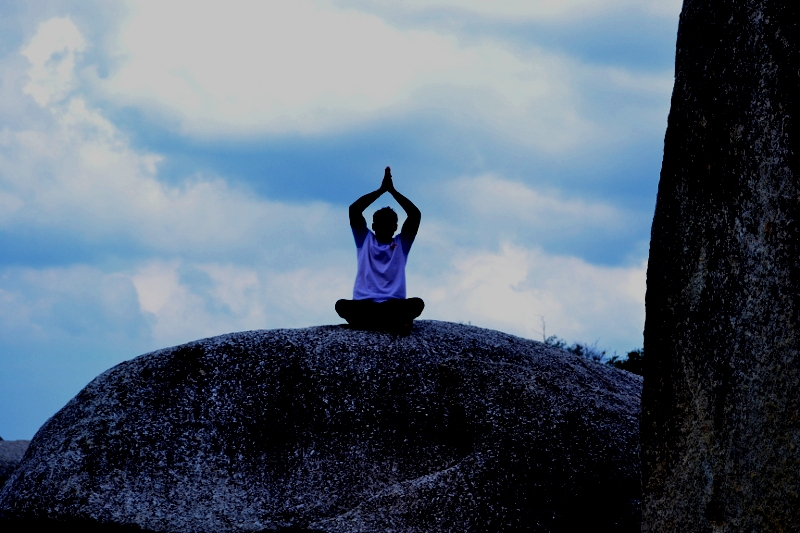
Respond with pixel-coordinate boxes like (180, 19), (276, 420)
(0, 0), (681, 439)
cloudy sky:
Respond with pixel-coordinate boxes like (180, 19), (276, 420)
(0, 0), (681, 439)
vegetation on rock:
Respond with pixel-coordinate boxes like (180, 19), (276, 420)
(545, 336), (644, 376)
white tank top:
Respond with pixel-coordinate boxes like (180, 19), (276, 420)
(353, 231), (409, 302)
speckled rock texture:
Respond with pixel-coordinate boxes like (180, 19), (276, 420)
(0, 439), (29, 489)
(0, 321), (641, 532)
(642, 0), (799, 531)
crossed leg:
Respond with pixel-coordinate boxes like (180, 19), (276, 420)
(335, 298), (425, 330)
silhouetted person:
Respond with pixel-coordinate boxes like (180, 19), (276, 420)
(336, 167), (424, 331)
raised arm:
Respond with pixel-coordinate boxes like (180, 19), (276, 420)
(383, 167), (421, 241)
(349, 185), (384, 230)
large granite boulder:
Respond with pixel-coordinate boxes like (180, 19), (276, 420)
(0, 439), (29, 489)
(0, 321), (641, 532)
(643, 0), (799, 531)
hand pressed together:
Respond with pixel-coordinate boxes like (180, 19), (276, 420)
(380, 166), (395, 194)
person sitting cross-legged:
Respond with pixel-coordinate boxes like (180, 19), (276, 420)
(336, 166), (424, 331)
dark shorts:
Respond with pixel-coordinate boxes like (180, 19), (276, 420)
(335, 298), (425, 331)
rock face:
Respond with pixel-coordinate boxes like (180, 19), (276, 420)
(643, 0), (799, 531)
(0, 439), (29, 489)
(0, 321), (641, 532)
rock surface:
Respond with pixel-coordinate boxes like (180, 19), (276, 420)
(0, 439), (29, 489)
(0, 321), (641, 532)
(643, 0), (799, 531)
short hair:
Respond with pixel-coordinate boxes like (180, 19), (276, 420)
(373, 206), (398, 225)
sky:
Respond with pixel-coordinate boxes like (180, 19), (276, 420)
(0, 0), (681, 439)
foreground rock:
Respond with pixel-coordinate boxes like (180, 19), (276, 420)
(0, 321), (641, 532)
(0, 439), (29, 489)
(643, 0), (799, 530)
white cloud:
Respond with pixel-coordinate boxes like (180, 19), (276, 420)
(21, 17), (87, 107)
(1, 16), (352, 348)
(445, 174), (627, 236)
(2, 14), (648, 358)
(98, 0), (576, 137)
(130, 260), (351, 347)
(0, 265), (146, 345)
(81, 0), (672, 152)
(413, 243), (646, 351)
(2, 18), (347, 263)
(345, 0), (682, 21)
(0, 96), (343, 257)
(124, 241), (647, 351)
(130, 260), (249, 345)
(0, 243), (645, 359)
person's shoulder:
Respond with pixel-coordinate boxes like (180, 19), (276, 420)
(352, 225), (370, 247)
(397, 232), (414, 254)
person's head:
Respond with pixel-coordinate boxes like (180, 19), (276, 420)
(372, 207), (398, 242)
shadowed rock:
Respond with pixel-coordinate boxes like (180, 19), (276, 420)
(0, 439), (29, 489)
(0, 321), (641, 532)
(643, 0), (799, 530)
